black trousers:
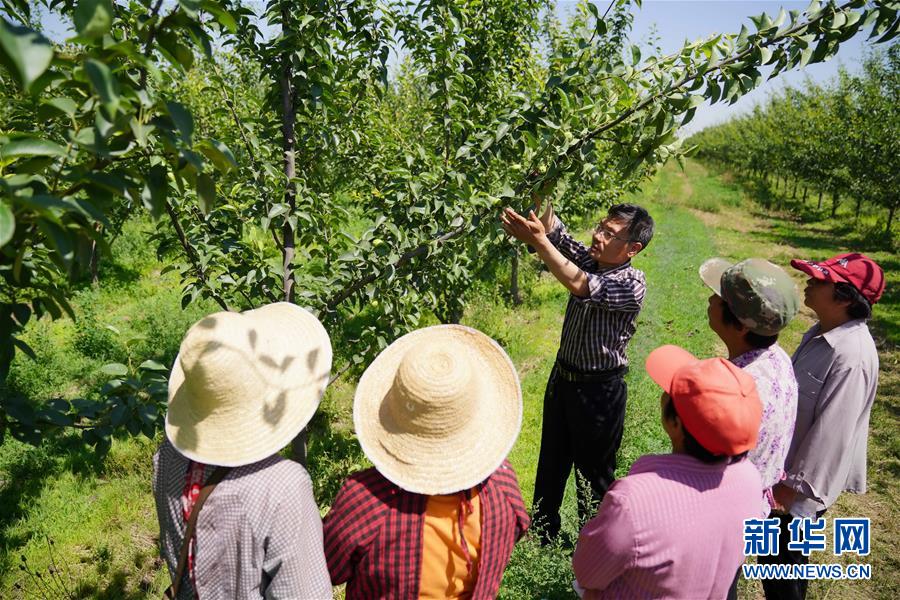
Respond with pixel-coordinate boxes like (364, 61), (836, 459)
(727, 510), (827, 600)
(531, 363), (627, 543)
(757, 511), (827, 600)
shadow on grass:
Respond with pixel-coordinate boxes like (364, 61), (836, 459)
(74, 567), (158, 600)
(0, 435), (108, 559)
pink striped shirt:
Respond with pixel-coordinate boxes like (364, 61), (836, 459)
(573, 454), (763, 599)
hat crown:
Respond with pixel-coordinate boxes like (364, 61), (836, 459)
(389, 342), (475, 437)
(721, 258), (799, 335)
(178, 313), (264, 418)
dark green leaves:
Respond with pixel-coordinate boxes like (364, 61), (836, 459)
(74, 0), (113, 40)
(0, 137), (67, 160)
(142, 165), (168, 218)
(0, 201), (14, 247)
(197, 173), (215, 215)
(166, 101), (194, 145)
(198, 139), (237, 173)
(85, 59), (119, 114)
(0, 20), (54, 92)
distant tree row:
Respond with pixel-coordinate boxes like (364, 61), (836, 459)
(689, 45), (899, 234)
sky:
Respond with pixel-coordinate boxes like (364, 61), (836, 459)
(37, 1), (879, 134)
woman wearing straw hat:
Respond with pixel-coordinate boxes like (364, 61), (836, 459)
(153, 302), (333, 599)
(323, 325), (530, 599)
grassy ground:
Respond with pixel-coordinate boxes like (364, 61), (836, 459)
(1, 159), (896, 598)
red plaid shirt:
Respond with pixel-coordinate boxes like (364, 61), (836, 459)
(323, 460), (530, 599)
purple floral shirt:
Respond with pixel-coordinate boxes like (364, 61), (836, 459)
(730, 344), (798, 506)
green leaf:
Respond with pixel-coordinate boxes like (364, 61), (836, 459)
(197, 173), (215, 215)
(630, 45), (641, 66)
(139, 359), (168, 372)
(0, 21), (54, 92)
(37, 219), (74, 267)
(198, 139), (237, 173)
(178, 0), (202, 18)
(100, 362), (128, 376)
(141, 165), (167, 218)
(0, 201), (14, 247)
(798, 45), (814, 68)
(0, 137), (67, 160)
(268, 203), (289, 219)
(167, 101), (194, 145)
(74, 0), (113, 40)
(41, 97), (78, 118)
(84, 59), (119, 113)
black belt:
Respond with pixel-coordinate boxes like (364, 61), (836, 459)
(554, 360), (627, 383)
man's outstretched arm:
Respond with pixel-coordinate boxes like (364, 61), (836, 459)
(501, 207), (589, 298)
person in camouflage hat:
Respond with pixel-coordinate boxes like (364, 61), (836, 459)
(700, 258), (801, 335)
(699, 258), (802, 600)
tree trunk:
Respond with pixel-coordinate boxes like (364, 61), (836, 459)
(802, 186), (808, 202)
(854, 196), (862, 220)
(817, 189), (823, 210)
(279, 5), (304, 467)
(510, 249), (521, 306)
(791, 180), (798, 199)
(887, 204), (896, 235)
(831, 192), (840, 218)
(90, 239), (100, 286)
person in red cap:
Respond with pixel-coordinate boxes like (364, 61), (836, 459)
(761, 253), (885, 600)
(572, 345), (764, 599)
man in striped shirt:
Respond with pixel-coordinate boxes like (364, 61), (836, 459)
(501, 197), (653, 543)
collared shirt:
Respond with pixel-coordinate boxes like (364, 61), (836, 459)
(785, 319), (879, 517)
(153, 440), (332, 599)
(572, 454), (763, 599)
(546, 219), (646, 372)
(323, 461), (530, 599)
(730, 343), (798, 506)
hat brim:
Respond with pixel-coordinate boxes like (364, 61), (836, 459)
(698, 258), (733, 296)
(166, 303), (332, 467)
(790, 259), (847, 284)
(646, 345), (698, 395)
(354, 325), (522, 495)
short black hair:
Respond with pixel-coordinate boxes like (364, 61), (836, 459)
(607, 203), (654, 250)
(663, 394), (748, 463)
(720, 300), (779, 349)
(833, 282), (872, 320)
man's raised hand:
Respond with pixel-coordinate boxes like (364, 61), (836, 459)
(500, 207), (547, 246)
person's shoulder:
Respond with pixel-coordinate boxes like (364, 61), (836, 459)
(608, 261), (644, 280)
(727, 457), (764, 486)
(617, 454), (674, 487)
(831, 321), (878, 369)
(486, 459), (522, 491)
(153, 438), (186, 474)
(236, 454), (314, 494)
(337, 467), (398, 503)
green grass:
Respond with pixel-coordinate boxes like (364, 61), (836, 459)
(1, 160), (896, 599)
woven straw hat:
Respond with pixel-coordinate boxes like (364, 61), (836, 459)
(166, 302), (332, 467)
(354, 325), (522, 495)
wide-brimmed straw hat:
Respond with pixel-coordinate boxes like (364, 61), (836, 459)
(166, 302), (332, 467)
(354, 324), (522, 495)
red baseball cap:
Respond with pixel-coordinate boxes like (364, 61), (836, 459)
(646, 345), (762, 456)
(790, 253), (885, 305)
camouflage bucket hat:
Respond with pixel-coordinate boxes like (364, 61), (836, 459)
(699, 258), (801, 336)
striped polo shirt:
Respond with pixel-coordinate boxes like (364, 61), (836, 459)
(547, 219), (646, 372)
